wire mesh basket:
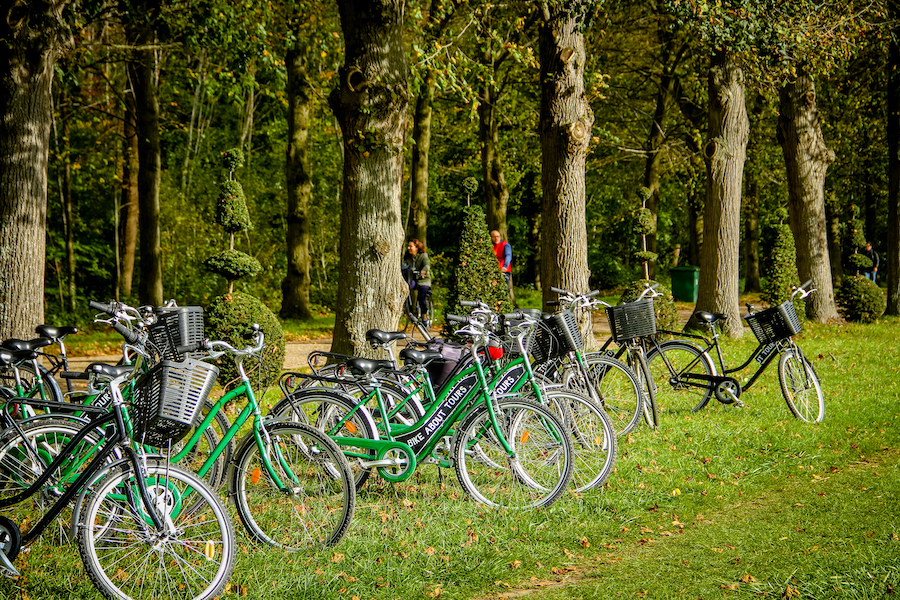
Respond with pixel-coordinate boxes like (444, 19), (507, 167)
(745, 301), (802, 345)
(130, 358), (218, 447)
(605, 298), (657, 343)
(529, 310), (583, 363)
(148, 306), (205, 362)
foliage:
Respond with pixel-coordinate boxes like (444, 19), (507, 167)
(619, 278), (678, 330)
(762, 220), (800, 308)
(843, 204), (872, 273)
(204, 292), (286, 390)
(835, 275), (885, 323)
(203, 249), (262, 280)
(633, 207), (655, 236)
(216, 181), (252, 234)
(443, 204), (510, 333)
(633, 250), (658, 263)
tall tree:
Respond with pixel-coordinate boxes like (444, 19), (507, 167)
(887, 0), (900, 316)
(328, 0), (409, 356)
(126, 7), (163, 306)
(280, 34), (314, 320)
(777, 73), (840, 322)
(688, 51), (748, 336)
(119, 89), (139, 298)
(0, 1), (71, 340)
(538, 1), (594, 315)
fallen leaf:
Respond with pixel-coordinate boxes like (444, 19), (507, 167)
(741, 574), (757, 583)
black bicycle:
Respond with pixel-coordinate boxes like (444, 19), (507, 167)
(645, 280), (824, 422)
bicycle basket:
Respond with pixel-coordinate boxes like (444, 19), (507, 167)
(529, 311), (583, 363)
(130, 358), (218, 447)
(605, 298), (657, 343)
(745, 301), (801, 345)
(148, 306), (205, 362)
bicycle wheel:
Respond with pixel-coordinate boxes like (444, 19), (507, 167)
(454, 398), (573, 509)
(0, 418), (115, 543)
(157, 400), (233, 491)
(269, 390), (379, 491)
(0, 361), (64, 414)
(542, 390), (617, 493)
(778, 347), (824, 423)
(646, 340), (716, 413)
(231, 421), (355, 549)
(579, 353), (644, 436)
(630, 351), (657, 428)
(78, 459), (235, 600)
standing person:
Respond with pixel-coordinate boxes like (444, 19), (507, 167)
(863, 241), (880, 284)
(490, 230), (512, 289)
(403, 239), (432, 317)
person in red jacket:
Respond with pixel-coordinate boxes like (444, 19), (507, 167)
(490, 230), (512, 289)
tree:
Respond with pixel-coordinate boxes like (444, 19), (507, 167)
(688, 50), (748, 337)
(777, 74), (840, 322)
(887, 0), (900, 316)
(328, 0), (409, 356)
(0, 1), (71, 340)
(539, 0), (594, 319)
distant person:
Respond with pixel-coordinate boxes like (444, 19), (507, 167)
(863, 241), (879, 284)
(403, 239), (431, 317)
(490, 229), (512, 289)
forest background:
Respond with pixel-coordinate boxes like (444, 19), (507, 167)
(1, 0), (898, 352)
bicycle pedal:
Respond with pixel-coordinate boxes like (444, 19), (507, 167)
(734, 399), (745, 408)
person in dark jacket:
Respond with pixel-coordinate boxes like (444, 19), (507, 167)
(863, 241), (880, 284)
(403, 239), (431, 317)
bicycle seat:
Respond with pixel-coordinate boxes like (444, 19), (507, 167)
(86, 363), (135, 380)
(399, 348), (442, 365)
(694, 311), (728, 325)
(365, 329), (407, 346)
(346, 357), (394, 376)
(0, 349), (37, 367)
(36, 325), (79, 341)
(1, 337), (53, 353)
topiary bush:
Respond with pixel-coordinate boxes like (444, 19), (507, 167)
(618, 278), (679, 331)
(205, 293), (286, 389)
(762, 210), (801, 310)
(443, 203), (510, 336)
(835, 275), (885, 323)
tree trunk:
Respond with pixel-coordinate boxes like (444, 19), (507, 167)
(777, 74), (840, 322)
(328, 0), (409, 357)
(887, 1), (900, 315)
(743, 180), (761, 293)
(407, 71), (434, 247)
(0, 2), (69, 340)
(119, 91), (139, 297)
(826, 194), (843, 281)
(688, 52), (747, 337)
(128, 24), (163, 306)
(479, 82), (509, 239)
(59, 93), (76, 312)
(280, 43), (314, 320)
(538, 2), (593, 325)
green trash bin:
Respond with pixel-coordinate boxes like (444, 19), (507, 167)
(670, 266), (699, 302)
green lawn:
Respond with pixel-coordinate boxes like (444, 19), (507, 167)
(3, 316), (898, 600)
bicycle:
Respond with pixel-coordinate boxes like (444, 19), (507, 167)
(271, 309), (575, 509)
(0, 342), (235, 600)
(401, 264), (435, 341)
(645, 280), (824, 422)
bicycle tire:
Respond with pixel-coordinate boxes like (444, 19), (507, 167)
(630, 351), (657, 428)
(646, 340), (716, 413)
(269, 390), (379, 491)
(78, 460), (235, 600)
(230, 421), (356, 549)
(778, 347), (824, 423)
(453, 398), (573, 509)
(542, 389), (617, 493)
(0, 361), (64, 413)
(578, 353), (644, 436)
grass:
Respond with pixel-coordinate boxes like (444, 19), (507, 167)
(3, 315), (899, 600)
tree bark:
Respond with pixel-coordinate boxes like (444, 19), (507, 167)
(58, 89), (76, 312)
(742, 94), (763, 293)
(777, 74), (840, 322)
(280, 43), (314, 320)
(128, 23), (163, 306)
(0, 1), (70, 340)
(328, 0), (409, 357)
(119, 90), (139, 298)
(887, 0), (900, 315)
(538, 1), (593, 322)
(688, 52), (747, 337)
(407, 70), (434, 247)
(479, 82), (509, 240)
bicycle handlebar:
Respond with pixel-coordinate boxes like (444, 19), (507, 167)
(204, 325), (265, 359)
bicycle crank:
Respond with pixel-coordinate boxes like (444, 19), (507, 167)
(714, 378), (743, 406)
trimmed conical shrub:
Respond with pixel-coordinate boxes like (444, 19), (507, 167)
(762, 210), (801, 308)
